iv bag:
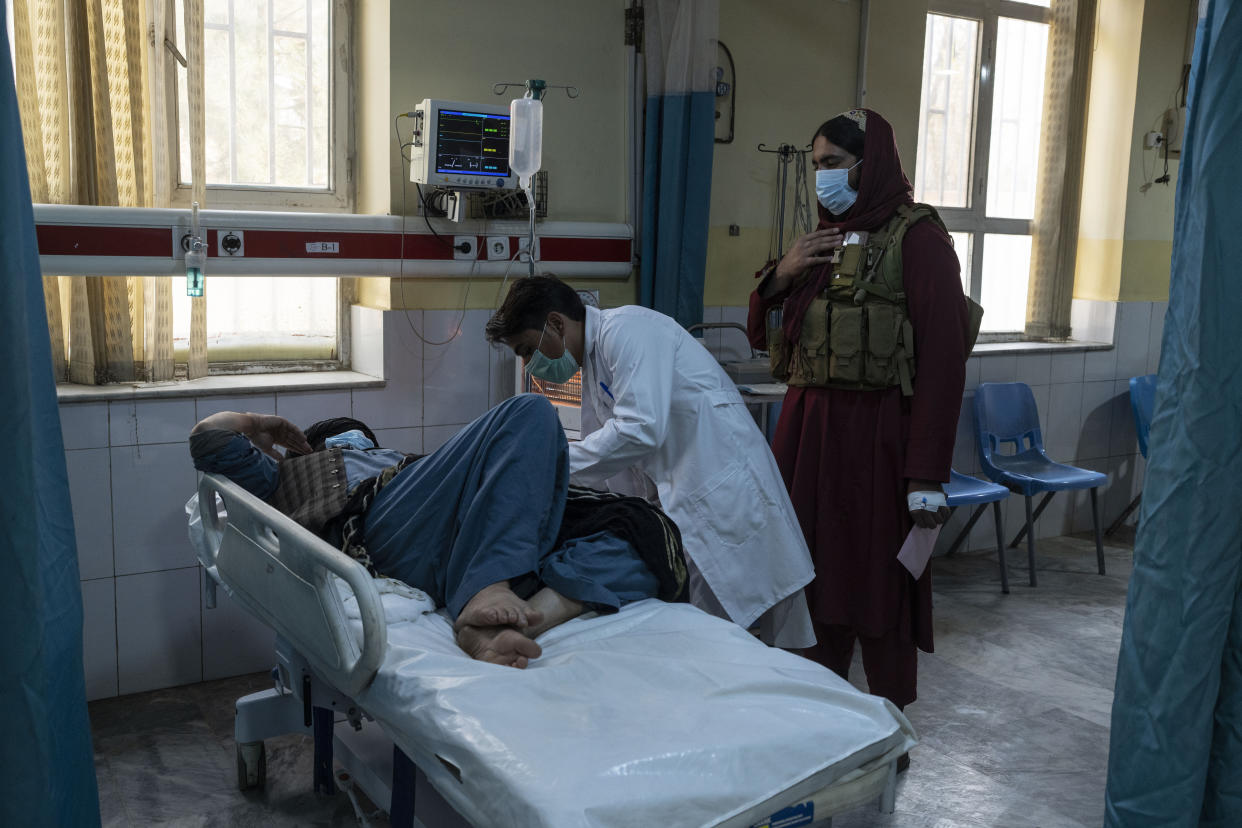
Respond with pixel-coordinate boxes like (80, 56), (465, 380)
(509, 96), (543, 190)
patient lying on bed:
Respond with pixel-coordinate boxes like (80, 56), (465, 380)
(190, 394), (685, 668)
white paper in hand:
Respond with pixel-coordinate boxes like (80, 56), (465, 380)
(897, 526), (941, 580)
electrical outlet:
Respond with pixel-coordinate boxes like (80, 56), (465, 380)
(486, 236), (511, 261)
(453, 235), (476, 261)
(218, 230), (244, 256)
(1144, 131), (1164, 149)
(516, 236), (538, 261)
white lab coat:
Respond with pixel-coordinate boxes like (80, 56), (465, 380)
(570, 305), (815, 643)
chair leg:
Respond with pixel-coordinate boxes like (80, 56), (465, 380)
(1008, 492), (1055, 548)
(1025, 495), (1037, 587)
(1105, 493), (1142, 538)
(1091, 487), (1106, 575)
(993, 500), (1009, 595)
(945, 505), (987, 557)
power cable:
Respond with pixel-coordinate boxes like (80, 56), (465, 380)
(393, 113), (478, 347)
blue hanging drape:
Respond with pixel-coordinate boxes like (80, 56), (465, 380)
(639, 0), (717, 330)
(0, 8), (101, 826)
(1105, 1), (1242, 824)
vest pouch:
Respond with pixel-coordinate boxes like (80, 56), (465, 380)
(828, 303), (864, 383)
(835, 243), (865, 278)
(792, 296), (831, 386)
(767, 306), (791, 382)
(864, 302), (904, 387)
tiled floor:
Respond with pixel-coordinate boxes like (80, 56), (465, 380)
(91, 672), (389, 828)
(90, 532), (1132, 827)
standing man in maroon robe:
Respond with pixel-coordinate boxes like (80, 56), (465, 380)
(746, 109), (969, 715)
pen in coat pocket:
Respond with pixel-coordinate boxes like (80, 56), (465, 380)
(600, 381), (615, 401)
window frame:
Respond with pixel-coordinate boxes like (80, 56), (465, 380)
(921, 0), (1051, 337)
(163, 0), (356, 213)
(159, 0), (356, 374)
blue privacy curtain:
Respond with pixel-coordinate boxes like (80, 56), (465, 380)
(0, 8), (101, 827)
(639, 0), (717, 329)
(1104, 1), (1242, 824)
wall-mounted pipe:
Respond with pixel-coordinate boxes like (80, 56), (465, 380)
(856, 0), (870, 108)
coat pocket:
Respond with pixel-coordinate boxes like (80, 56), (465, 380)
(685, 461), (774, 552)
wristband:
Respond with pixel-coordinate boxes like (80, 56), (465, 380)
(907, 491), (947, 512)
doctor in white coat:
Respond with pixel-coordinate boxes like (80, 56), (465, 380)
(486, 276), (815, 648)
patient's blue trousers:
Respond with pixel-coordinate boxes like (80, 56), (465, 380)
(364, 394), (658, 619)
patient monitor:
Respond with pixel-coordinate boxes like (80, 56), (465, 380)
(408, 99), (516, 191)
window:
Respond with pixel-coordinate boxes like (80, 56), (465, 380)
(914, 1), (1051, 334)
(170, 0), (352, 209)
(166, 0), (354, 369)
(171, 275), (341, 366)
(5, 4), (14, 79)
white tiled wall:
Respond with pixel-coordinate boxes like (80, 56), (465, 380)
(66, 301), (1165, 699)
(702, 301), (1167, 555)
(352, 309), (425, 430)
(423, 309), (494, 427)
(63, 307), (511, 700)
(199, 568), (277, 683)
(115, 568), (203, 695)
(79, 578), (118, 701)
(66, 448), (113, 581)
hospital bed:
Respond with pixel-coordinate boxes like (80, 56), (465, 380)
(190, 471), (917, 827)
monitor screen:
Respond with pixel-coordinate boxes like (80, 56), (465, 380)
(435, 108), (511, 178)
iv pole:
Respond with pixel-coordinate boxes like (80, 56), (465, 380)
(494, 80), (579, 276)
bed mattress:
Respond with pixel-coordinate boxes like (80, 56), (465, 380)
(342, 589), (916, 828)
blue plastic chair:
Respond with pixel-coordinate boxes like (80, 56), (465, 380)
(974, 382), (1108, 587)
(1106, 374), (1157, 536)
(943, 469), (1013, 593)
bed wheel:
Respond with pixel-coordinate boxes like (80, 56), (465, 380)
(237, 740), (267, 790)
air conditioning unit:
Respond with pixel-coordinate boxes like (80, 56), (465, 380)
(514, 367), (582, 439)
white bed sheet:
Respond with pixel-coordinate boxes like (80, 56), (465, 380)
(189, 490), (914, 827)
(344, 595), (916, 828)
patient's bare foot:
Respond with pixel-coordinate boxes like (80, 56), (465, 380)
(455, 625), (542, 669)
(455, 581), (544, 631)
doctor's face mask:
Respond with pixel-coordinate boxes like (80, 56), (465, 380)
(525, 321), (579, 384)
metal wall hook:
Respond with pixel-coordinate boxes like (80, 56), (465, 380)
(493, 82), (580, 99)
(757, 143), (810, 157)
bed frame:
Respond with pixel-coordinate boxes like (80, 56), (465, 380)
(194, 471), (904, 827)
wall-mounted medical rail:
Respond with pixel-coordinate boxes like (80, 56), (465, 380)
(33, 204), (633, 278)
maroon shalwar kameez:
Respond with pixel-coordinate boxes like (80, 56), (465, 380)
(747, 111), (968, 708)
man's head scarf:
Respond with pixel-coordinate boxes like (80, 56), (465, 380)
(782, 109), (915, 346)
(288, 416), (380, 457)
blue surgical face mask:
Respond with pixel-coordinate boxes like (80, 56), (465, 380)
(324, 429), (376, 451)
(525, 321), (579, 384)
(815, 161), (862, 215)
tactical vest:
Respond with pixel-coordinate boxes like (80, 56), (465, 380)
(767, 203), (981, 395)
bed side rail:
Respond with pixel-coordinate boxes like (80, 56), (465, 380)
(197, 472), (387, 697)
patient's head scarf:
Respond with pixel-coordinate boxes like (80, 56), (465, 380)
(291, 417), (380, 456)
(783, 108), (915, 346)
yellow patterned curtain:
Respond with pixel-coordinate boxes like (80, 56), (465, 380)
(182, 0), (208, 379)
(144, 0), (173, 381)
(1025, 0), (1098, 339)
(13, 0), (176, 384)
